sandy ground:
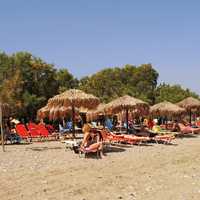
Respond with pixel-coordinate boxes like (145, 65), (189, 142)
(0, 136), (200, 200)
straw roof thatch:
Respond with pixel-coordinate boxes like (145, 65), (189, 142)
(104, 95), (149, 115)
(86, 103), (106, 121)
(150, 101), (186, 117)
(37, 105), (50, 119)
(177, 97), (200, 111)
(37, 105), (79, 120)
(48, 89), (100, 109)
(37, 89), (100, 121)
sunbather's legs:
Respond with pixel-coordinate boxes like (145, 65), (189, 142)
(87, 142), (102, 151)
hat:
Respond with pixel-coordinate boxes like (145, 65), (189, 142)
(11, 119), (20, 124)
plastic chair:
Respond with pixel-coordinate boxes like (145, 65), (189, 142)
(15, 124), (30, 141)
(27, 122), (41, 138)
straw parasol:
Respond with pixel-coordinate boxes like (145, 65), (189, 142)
(39, 89), (100, 137)
(48, 105), (79, 120)
(104, 95), (149, 133)
(0, 102), (10, 152)
(150, 101), (186, 117)
(104, 95), (149, 113)
(37, 105), (50, 119)
(177, 97), (200, 123)
(48, 89), (100, 109)
(86, 103), (106, 122)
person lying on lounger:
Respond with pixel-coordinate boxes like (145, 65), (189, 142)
(80, 124), (104, 157)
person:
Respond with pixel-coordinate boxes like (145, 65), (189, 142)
(112, 115), (118, 127)
(80, 124), (104, 157)
(143, 118), (148, 127)
(147, 118), (154, 129)
(76, 116), (83, 128)
(4, 124), (21, 144)
(105, 117), (113, 131)
(59, 123), (70, 134)
(171, 120), (180, 132)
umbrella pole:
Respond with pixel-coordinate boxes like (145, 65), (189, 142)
(72, 105), (75, 138)
(189, 109), (192, 125)
(0, 105), (5, 152)
(126, 108), (129, 134)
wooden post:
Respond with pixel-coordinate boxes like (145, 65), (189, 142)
(189, 109), (192, 125)
(0, 105), (5, 152)
(72, 105), (75, 138)
(126, 108), (129, 134)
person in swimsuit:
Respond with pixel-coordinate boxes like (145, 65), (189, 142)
(80, 124), (104, 156)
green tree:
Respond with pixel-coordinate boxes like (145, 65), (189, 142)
(56, 69), (79, 93)
(79, 64), (159, 104)
(0, 52), (59, 119)
(155, 83), (199, 103)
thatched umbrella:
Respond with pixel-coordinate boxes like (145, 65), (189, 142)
(49, 106), (61, 120)
(177, 97), (200, 123)
(48, 105), (79, 120)
(104, 95), (149, 133)
(150, 101), (186, 117)
(86, 103), (106, 122)
(0, 102), (10, 152)
(43, 89), (100, 137)
(37, 105), (50, 119)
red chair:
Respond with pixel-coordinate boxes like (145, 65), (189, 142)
(27, 122), (41, 138)
(37, 124), (49, 137)
(46, 124), (55, 134)
(15, 124), (30, 140)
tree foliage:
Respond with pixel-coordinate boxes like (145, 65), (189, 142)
(0, 51), (199, 120)
(56, 69), (79, 93)
(155, 83), (199, 103)
(0, 52), (77, 119)
(79, 64), (159, 104)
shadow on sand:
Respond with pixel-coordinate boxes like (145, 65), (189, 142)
(104, 145), (126, 154)
(5, 142), (31, 146)
(175, 134), (199, 139)
(26, 146), (62, 151)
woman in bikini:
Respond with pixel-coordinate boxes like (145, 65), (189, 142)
(80, 124), (104, 157)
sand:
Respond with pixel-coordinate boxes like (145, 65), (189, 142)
(0, 136), (200, 200)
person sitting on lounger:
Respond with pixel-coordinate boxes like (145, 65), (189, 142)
(4, 124), (21, 144)
(171, 120), (179, 132)
(59, 122), (71, 134)
(178, 121), (200, 134)
(80, 124), (103, 157)
(132, 125), (157, 137)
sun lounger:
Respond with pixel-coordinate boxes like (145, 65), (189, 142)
(122, 135), (150, 145)
(37, 124), (49, 138)
(27, 122), (41, 138)
(178, 123), (200, 134)
(103, 130), (125, 143)
(15, 124), (30, 141)
(46, 124), (55, 134)
(152, 134), (175, 144)
(101, 129), (149, 145)
(147, 129), (175, 144)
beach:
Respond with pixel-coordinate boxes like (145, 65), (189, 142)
(1, 136), (200, 200)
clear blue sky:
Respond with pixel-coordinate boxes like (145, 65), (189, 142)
(1, 0), (200, 94)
